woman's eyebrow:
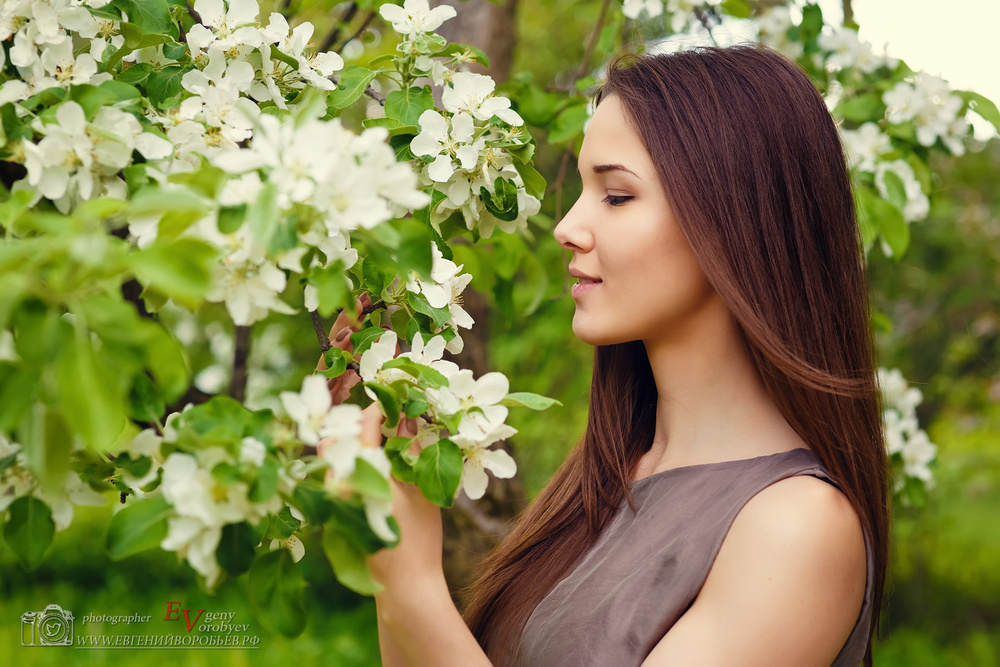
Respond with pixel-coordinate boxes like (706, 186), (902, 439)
(577, 163), (644, 181)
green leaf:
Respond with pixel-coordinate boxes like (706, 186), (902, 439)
(350, 325), (391, 357)
(117, 62), (153, 86)
(385, 87), (435, 128)
(872, 198), (909, 258)
(322, 526), (383, 595)
(127, 372), (166, 422)
(249, 550), (307, 638)
(362, 256), (390, 298)
(835, 93), (884, 123)
(513, 159), (546, 199)
(311, 264), (352, 318)
(57, 334), (127, 448)
(106, 496), (171, 561)
(381, 358), (448, 388)
(4, 497), (55, 570)
(322, 346), (351, 378)
(957, 90), (1000, 131)
(329, 66), (378, 109)
(720, 0), (752, 18)
(384, 436), (417, 484)
(268, 505), (302, 540)
(217, 204), (246, 234)
(480, 176), (519, 222)
(881, 170), (908, 211)
(114, 453), (152, 479)
(548, 103), (590, 144)
(414, 438), (462, 507)
(431, 42), (489, 68)
(364, 382), (400, 429)
(146, 66), (188, 109)
(407, 291), (451, 328)
(291, 482), (333, 527)
(217, 522), (257, 576)
(361, 117), (419, 135)
(499, 391), (562, 411)
(349, 458), (392, 501)
(111, 0), (172, 33)
(130, 237), (217, 306)
(249, 458), (280, 504)
(245, 182), (280, 250)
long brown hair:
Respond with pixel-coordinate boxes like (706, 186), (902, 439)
(462, 45), (889, 666)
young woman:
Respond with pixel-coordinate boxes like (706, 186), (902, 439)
(333, 44), (889, 667)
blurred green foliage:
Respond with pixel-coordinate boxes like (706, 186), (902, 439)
(2, 1), (999, 665)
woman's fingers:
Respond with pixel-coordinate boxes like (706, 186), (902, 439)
(360, 402), (386, 449)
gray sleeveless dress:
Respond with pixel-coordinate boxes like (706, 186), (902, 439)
(513, 448), (874, 667)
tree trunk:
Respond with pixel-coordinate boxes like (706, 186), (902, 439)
(432, 0), (527, 596)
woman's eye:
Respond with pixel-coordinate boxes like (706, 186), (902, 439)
(602, 194), (633, 207)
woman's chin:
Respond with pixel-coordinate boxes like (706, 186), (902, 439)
(571, 318), (629, 347)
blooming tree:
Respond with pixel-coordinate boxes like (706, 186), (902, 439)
(0, 0), (991, 636)
(0, 0), (553, 635)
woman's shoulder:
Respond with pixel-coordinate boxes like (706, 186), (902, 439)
(642, 473), (868, 665)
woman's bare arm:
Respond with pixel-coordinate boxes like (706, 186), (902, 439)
(642, 475), (867, 667)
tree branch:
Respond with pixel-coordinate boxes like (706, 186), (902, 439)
(319, 2), (359, 54)
(335, 11), (376, 55)
(576, 0), (613, 81)
(311, 310), (332, 353)
(230, 325), (252, 402)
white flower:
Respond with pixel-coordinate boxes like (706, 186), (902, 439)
(187, 0), (263, 58)
(281, 375), (345, 445)
(405, 243), (474, 332)
(240, 437), (267, 467)
(818, 29), (895, 74)
(23, 102), (94, 210)
(400, 331), (460, 378)
(411, 109), (481, 183)
(883, 74), (966, 153)
(162, 516), (223, 585)
(270, 534), (306, 562)
(379, 0), (457, 36)
(874, 160), (929, 223)
(181, 49), (259, 137)
(900, 430), (936, 485)
(840, 122), (891, 173)
(451, 421), (517, 500)
(316, 404), (364, 479)
(425, 368), (509, 440)
(623, 0), (664, 19)
(358, 330), (411, 392)
(442, 72), (523, 126)
(40, 39), (98, 85)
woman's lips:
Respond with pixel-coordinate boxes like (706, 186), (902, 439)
(571, 279), (601, 298)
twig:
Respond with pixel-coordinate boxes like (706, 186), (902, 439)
(548, 0), (613, 223)
(319, 2), (358, 54)
(575, 0), (614, 82)
(364, 85), (385, 106)
(230, 325), (251, 402)
(335, 11), (376, 54)
(185, 1), (201, 25)
(551, 146), (574, 223)
(311, 310), (332, 353)
(694, 7), (719, 46)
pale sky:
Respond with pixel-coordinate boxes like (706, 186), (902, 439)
(817, 0), (1000, 139)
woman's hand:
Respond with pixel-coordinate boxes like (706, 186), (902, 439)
(318, 292), (371, 406)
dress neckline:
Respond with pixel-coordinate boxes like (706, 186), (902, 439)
(629, 447), (817, 487)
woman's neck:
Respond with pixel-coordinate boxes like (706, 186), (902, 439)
(637, 305), (806, 478)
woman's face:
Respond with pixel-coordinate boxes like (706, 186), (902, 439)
(554, 95), (722, 347)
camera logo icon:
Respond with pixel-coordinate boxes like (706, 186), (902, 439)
(21, 604), (75, 646)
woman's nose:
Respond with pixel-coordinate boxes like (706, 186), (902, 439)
(553, 198), (593, 252)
